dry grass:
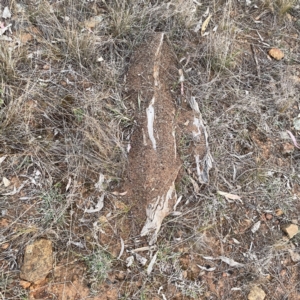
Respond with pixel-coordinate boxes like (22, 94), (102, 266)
(1, 0), (300, 299)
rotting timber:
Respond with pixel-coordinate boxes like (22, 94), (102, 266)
(120, 33), (213, 245)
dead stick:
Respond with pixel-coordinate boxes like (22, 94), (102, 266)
(251, 44), (260, 78)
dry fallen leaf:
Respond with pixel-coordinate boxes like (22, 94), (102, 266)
(194, 18), (202, 32)
(219, 256), (244, 267)
(112, 191), (127, 196)
(201, 14), (212, 36)
(117, 237), (124, 259)
(0, 23), (12, 36)
(251, 221), (261, 233)
(3, 177), (11, 187)
(84, 194), (104, 213)
(126, 256), (134, 267)
(202, 255), (244, 267)
(217, 191), (242, 202)
(2, 7), (11, 19)
(0, 156), (7, 165)
(197, 265), (216, 272)
(286, 130), (300, 149)
(1, 182), (26, 196)
(134, 253), (147, 266)
(147, 252), (158, 275)
(94, 173), (105, 191)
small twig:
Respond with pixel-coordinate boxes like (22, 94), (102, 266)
(286, 130), (300, 149)
(251, 44), (260, 78)
(178, 69), (184, 96)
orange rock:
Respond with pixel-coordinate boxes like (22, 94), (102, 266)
(282, 224), (298, 239)
(248, 286), (266, 300)
(265, 213), (273, 220)
(0, 218), (9, 227)
(268, 48), (284, 60)
(1, 243), (9, 250)
(20, 280), (31, 289)
(20, 239), (53, 283)
(275, 209), (284, 216)
(281, 143), (294, 154)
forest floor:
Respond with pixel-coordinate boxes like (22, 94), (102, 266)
(1, 0), (300, 299)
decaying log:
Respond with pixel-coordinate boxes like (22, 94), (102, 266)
(122, 33), (213, 245)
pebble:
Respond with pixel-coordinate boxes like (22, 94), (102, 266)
(268, 48), (284, 60)
(248, 286), (266, 300)
(282, 224), (298, 239)
(19, 280), (31, 289)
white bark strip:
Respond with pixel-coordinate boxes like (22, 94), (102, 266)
(146, 97), (156, 150)
(155, 33), (165, 57)
(141, 183), (176, 245)
(172, 130), (177, 159)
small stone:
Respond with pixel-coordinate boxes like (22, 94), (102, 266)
(248, 286), (266, 300)
(282, 224), (299, 239)
(265, 274), (272, 280)
(275, 209), (284, 216)
(114, 200), (127, 211)
(20, 280), (31, 289)
(1, 243), (9, 250)
(265, 213), (273, 220)
(288, 249), (300, 262)
(20, 33), (33, 44)
(115, 271), (125, 281)
(0, 218), (9, 227)
(84, 15), (103, 29)
(268, 48), (284, 60)
(281, 143), (294, 155)
(99, 215), (108, 224)
(280, 269), (287, 277)
(20, 239), (53, 283)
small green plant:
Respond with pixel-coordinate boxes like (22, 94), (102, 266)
(39, 185), (66, 226)
(179, 281), (203, 299)
(84, 250), (112, 283)
(263, 0), (296, 16)
(72, 108), (85, 122)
